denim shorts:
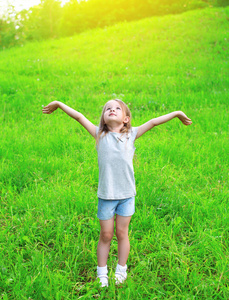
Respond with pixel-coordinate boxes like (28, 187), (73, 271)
(97, 196), (135, 220)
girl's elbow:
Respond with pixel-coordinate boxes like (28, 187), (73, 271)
(150, 121), (157, 128)
(76, 112), (83, 121)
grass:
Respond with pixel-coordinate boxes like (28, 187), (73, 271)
(0, 6), (229, 299)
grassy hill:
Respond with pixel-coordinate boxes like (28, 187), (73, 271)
(0, 6), (228, 299)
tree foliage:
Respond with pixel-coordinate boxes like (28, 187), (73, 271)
(0, 0), (227, 49)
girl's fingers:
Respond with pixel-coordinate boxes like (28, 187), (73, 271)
(182, 117), (192, 123)
(182, 119), (192, 125)
(42, 109), (51, 114)
(185, 121), (192, 125)
(42, 102), (58, 113)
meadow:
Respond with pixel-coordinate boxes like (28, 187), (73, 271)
(0, 6), (229, 299)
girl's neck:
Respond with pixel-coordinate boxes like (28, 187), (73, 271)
(107, 123), (123, 133)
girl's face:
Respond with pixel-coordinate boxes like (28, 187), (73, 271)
(103, 100), (129, 126)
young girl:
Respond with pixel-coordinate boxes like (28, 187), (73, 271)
(42, 99), (192, 287)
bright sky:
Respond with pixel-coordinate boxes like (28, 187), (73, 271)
(0, 0), (69, 14)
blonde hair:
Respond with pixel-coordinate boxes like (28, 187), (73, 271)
(97, 99), (132, 142)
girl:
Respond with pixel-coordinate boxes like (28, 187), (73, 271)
(42, 99), (192, 287)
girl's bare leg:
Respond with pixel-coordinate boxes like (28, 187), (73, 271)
(97, 216), (114, 267)
(116, 215), (132, 266)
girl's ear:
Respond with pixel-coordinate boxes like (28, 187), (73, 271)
(123, 116), (130, 124)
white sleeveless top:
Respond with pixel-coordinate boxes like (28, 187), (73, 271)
(96, 127), (138, 200)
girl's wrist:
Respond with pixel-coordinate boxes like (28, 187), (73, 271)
(55, 101), (61, 108)
(175, 111), (181, 118)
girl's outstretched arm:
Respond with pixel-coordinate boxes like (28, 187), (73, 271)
(42, 101), (97, 138)
(136, 111), (192, 139)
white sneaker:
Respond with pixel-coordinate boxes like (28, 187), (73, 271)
(97, 265), (108, 287)
(115, 264), (127, 284)
(97, 274), (109, 287)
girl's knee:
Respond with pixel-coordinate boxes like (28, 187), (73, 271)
(100, 231), (114, 243)
(116, 228), (128, 241)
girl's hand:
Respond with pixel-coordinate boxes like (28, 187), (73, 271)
(177, 111), (192, 125)
(42, 101), (59, 114)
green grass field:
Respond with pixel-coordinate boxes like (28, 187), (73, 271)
(0, 6), (229, 299)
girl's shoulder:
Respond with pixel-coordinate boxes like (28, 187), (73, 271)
(96, 126), (100, 136)
(129, 127), (138, 141)
(131, 127), (138, 135)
